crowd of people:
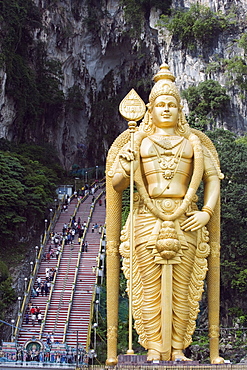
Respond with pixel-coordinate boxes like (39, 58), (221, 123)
(25, 305), (43, 327)
(23, 188), (104, 344)
(91, 223), (103, 234)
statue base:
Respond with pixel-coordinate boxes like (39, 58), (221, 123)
(117, 354), (200, 366)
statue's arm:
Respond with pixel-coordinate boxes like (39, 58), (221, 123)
(181, 148), (220, 232)
(112, 167), (130, 192)
(112, 144), (136, 192)
(202, 171), (220, 212)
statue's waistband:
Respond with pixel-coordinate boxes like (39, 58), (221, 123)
(138, 197), (194, 215)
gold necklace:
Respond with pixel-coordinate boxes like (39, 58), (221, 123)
(149, 135), (184, 150)
(133, 132), (204, 221)
(148, 137), (185, 180)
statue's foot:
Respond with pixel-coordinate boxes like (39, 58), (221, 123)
(211, 356), (224, 364)
(147, 349), (160, 361)
(171, 350), (192, 361)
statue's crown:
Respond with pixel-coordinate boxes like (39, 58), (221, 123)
(149, 64), (180, 105)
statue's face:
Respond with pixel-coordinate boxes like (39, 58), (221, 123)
(151, 95), (179, 129)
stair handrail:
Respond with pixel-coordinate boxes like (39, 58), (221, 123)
(86, 225), (106, 352)
(14, 199), (64, 341)
(62, 227), (87, 343)
(85, 192), (105, 351)
(38, 196), (82, 340)
(38, 236), (65, 340)
(38, 193), (88, 341)
(62, 189), (104, 342)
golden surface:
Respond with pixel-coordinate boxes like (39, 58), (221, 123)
(106, 63), (224, 365)
(119, 88), (146, 122)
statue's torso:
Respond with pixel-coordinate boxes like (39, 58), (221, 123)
(140, 135), (193, 198)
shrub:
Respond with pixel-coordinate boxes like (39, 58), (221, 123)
(157, 4), (231, 50)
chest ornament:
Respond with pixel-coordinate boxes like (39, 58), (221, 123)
(148, 136), (185, 180)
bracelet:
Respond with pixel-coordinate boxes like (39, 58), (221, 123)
(202, 206), (214, 217)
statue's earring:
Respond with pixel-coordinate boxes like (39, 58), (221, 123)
(176, 110), (189, 135)
(142, 111), (154, 134)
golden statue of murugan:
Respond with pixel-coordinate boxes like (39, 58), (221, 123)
(106, 64), (224, 365)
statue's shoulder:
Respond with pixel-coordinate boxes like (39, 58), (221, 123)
(190, 128), (220, 165)
(190, 128), (224, 179)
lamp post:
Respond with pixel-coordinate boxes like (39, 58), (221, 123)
(44, 219), (48, 231)
(95, 166), (98, 180)
(30, 261), (33, 274)
(24, 277), (28, 291)
(95, 300), (99, 325)
(18, 296), (21, 310)
(74, 177), (79, 192)
(100, 250), (105, 272)
(85, 171), (88, 184)
(89, 349), (95, 366)
(35, 245), (39, 259)
(93, 323), (98, 353)
(11, 319), (15, 342)
(76, 330), (79, 368)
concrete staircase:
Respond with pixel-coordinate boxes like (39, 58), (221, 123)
(17, 187), (106, 351)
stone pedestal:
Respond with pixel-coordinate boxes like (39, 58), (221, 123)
(117, 354), (200, 366)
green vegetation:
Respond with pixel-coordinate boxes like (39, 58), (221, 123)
(0, 139), (64, 255)
(204, 31), (247, 99)
(0, 138), (64, 328)
(182, 78), (247, 326)
(157, 4), (234, 51)
(0, 0), (64, 141)
(121, 0), (172, 38)
(0, 261), (16, 322)
(0, 278), (16, 322)
(66, 85), (85, 110)
(238, 33), (247, 55)
(206, 56), (247, 99)
(181, 80), (230, 130)
(206, 130), (247, 325)
(82, 0), (104, 32)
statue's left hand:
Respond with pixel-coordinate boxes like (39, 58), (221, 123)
(181, 211), (210, 231)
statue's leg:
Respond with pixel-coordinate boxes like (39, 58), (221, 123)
(135, 243), (163, 360)
(170, 242), (195, 360)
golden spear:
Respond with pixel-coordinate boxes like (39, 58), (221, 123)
(119, 89), (146, 355)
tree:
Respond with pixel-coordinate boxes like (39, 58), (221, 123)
(182, 80), (230, 130)
(0, 139), (64, 253)
(206, 129), (247, 325)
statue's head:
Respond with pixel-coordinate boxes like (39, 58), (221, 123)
(148, 64), (181, 108)
(140, 64), (189, 136)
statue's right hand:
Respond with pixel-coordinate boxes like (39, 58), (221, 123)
(119, 148), (137, 175)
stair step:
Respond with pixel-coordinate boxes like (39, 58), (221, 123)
(16, 189), (105, 349)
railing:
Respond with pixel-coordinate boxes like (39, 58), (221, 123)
(14, 198), (64, 341)
(38, 239), (65, 341)
(86, 219), (106, 352)
(63, 189), (105, 344)
(62, 225), (87, 343)
(38, 195), (87, 341)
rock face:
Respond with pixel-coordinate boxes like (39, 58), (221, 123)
(0, 0), (246, 169)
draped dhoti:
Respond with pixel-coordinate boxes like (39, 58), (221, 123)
(120, 199), (210, 357)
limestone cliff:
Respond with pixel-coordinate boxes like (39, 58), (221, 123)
(0, 0), (246, 169)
